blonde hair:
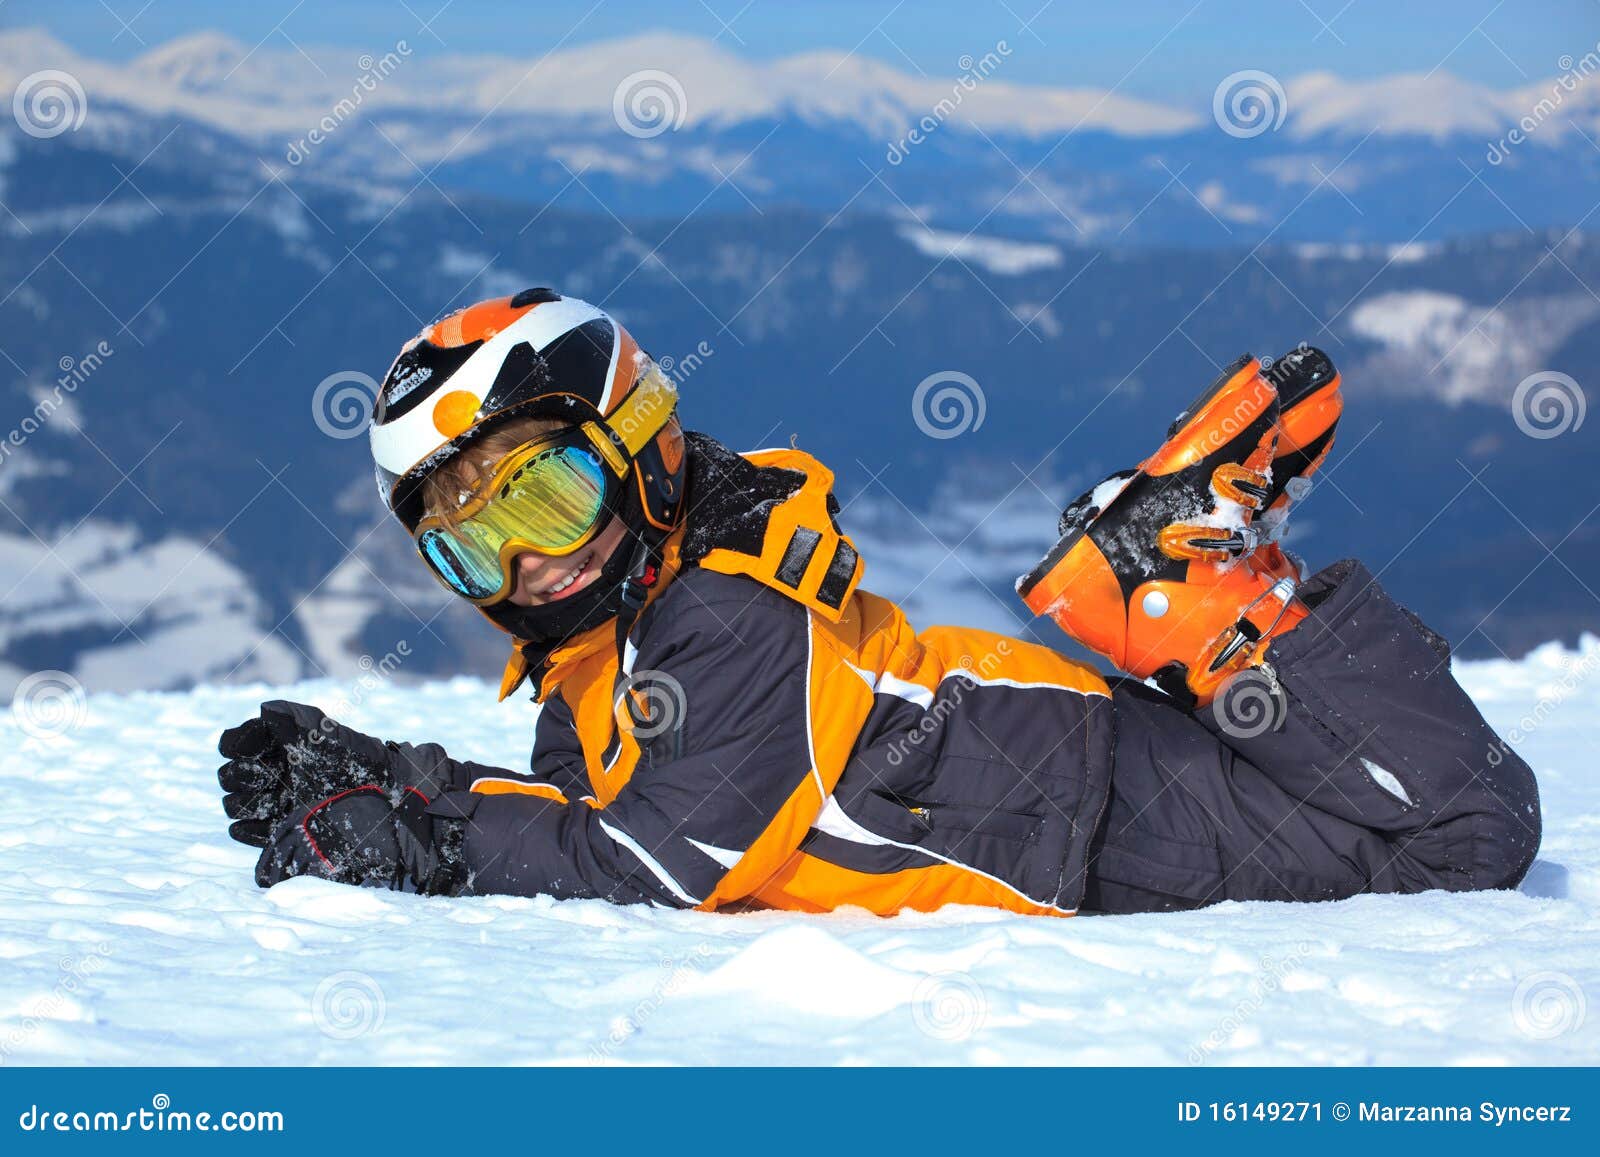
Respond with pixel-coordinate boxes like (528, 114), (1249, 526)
(421, 415), (567, 520)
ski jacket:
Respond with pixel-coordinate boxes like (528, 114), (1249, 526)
(438, 434), (1115, 915)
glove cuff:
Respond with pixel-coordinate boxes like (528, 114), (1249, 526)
(421, 792), (481, 896)
(389, 790), (477, 896)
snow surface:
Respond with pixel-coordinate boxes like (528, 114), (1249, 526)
(2, 642), (1597, 1066)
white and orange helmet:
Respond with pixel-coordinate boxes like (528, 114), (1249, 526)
(369, 287), (685, 536)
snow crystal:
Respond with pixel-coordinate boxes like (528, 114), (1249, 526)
(1089, 472), (1133, 513)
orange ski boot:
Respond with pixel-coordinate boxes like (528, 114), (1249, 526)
(1017, 354), (1306, 706)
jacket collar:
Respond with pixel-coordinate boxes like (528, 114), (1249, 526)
(678, 432), (863, 624)
(496, 529), (684, 702)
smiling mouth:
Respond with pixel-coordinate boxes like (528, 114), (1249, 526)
(539, 551), (595, 601)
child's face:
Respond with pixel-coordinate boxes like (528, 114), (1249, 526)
(502, 514), (631, 607)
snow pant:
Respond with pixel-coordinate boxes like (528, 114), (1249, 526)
(1081, 559), (1542, 914)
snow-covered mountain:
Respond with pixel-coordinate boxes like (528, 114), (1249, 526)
(3, 29), (1596, 244)
(4, 29), (1594, 144)
(2, 28), (1597, 695)
(1, 640), (1594, 1063)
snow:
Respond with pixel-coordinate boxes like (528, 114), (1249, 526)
(15, 27), (1595, 154)
(898, 225), (1064, 276)
(435, 244), (530, 300)
(1285, 72), (1520, 141)
(1195, 180), (1264, 226)
(1346, 288), (1600, 406)
(0, 28), (1200, 145)
(0, 522), (301, 697)
(2, 637), (1596, 1066)
(1289, 240), (1438, 263)
(1348, 290), (1475, 349)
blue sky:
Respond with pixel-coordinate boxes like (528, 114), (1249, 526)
(7, 0), (1597, 101)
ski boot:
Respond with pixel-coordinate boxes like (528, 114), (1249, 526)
(1017, 354), (1305, 706)
(1251, 344), (1343, 583)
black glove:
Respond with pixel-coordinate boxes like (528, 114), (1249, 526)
(216, 701), (393, 847)
(218, 700), (491, 892)
(255, 785), (469, 894)
(217, 701), (467, 847)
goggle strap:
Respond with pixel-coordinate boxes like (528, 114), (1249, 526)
(584, 421), (631, 477)
(599, 365), (678, 462)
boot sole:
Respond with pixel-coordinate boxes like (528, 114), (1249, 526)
(1263, 345), (1343, 511)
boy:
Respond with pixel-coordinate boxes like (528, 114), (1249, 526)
(217, 289), (1540, 915)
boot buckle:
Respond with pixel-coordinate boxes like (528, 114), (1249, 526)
(1203, 577), (1299, 676)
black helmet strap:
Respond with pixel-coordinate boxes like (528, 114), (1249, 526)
(604, 532), (666, 752)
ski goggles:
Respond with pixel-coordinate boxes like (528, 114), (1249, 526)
(412, 362), (678, 604)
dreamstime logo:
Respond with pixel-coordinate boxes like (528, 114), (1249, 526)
(312, 370), (380, 439)
(1259, 343), (1309, 386)
(589, 944), (713, 1063)
(1212, 70), (1287, 139)
(615, 669), (687, 740)
(886, 40), (1012, 164)
(1511, 971), (1586, 1040)
(10, 670), (87, 739)
(285, 41), (412, 165)
(311, 971), (386, 1040)
(911, 972), (988, 1041)
(1211, 669), (1287, 739)
(291, 642), (413, 763)
(1511, 371), (1585, 439)
(1189, 942), (1315, 1063)
(1, 339), (113, 469)
(12, 70), (87, 139)
(613, 69), (688, 139)
(1486, 645), (1600, 766)
(1488, 44), (1600, 164)
(1193, 374), (1276, 456)
(655, 339), (715, 385)
(884, 642), (1013, 768)
(912, 370), (986, 439)
(0, 943), (112, 1063)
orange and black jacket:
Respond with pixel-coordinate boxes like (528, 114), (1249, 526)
(427, 434), (1116, 916)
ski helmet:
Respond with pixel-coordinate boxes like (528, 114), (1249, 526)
(369, 288), (687, 641)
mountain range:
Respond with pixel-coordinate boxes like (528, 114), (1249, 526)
(3, 29), (1597, 244)
(0, 29), (1596, 695)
